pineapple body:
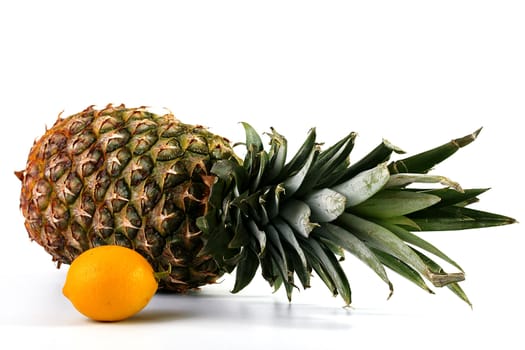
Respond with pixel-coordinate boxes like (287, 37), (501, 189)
(17, 105), (237, 292)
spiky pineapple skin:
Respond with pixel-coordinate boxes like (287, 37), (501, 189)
(17, 105), (238, 292)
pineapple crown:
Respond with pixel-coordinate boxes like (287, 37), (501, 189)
(197, 124), (514, 306)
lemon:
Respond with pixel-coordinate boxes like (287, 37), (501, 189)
(63, 245), (158, 321)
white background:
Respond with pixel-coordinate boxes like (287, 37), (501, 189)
(0, 1), (523, 349)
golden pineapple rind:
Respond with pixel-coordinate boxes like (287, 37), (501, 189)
(18, 105), (237, 292)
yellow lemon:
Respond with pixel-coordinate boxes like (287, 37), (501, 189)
(63, 245), (158, 321)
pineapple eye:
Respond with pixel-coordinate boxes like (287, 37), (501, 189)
(131, 129), (159, 155)
(110, 178), (131, 213)
(43, 132), (68, 159)
(68, 114), (94, 135)
(156, 139), (184, 161)
(45, 154), (72, 182)
(130, 155), (154, 186)
(106, 147), (132, 178)
(104, 129), (131, 153)
(70, 130), (96, 155)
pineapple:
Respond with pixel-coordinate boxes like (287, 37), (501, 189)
(16, 104), (515, 305)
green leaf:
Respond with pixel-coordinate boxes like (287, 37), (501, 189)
(376, 220), (463, 272)
(264, 127), (288, 183)
(278, 127), (317, 181)
(413, 249), (471, 307)
(332, 162), (391, 207)
(304, 252), (337, 296)
(272, 275), (283, 293)
(211, 159), (247, 190)
(231, 246), (260, 293)
(287, 248), (312, 289)
(297, 132), (356, 193)
(341, 214), (464, 288)
(372, 249), (434, 294)
(338, 213), (430, 281)
(245, 219), (267, 254)
(338, 139), (405, 183)
(351, 190), (441, 218)
(388, 128), (482, 174)
(315, 223), (393, 298)
(303, 188), (346, 222)
(316, 132), (356, 167)
(318, 237), (346, 259)
(265, 224), (288, 275)
(267, 245), (295, 301)
(282, 146), (317, 197)
(260, 248), (276, 286)
(410, 188), (489, 208)
(262, 184), (284, 220)
(385, 173), (462, 192)
(232, 191), (270, 227)
(272, 218), (308, 271)
(240, 122), (264, 152)
(300, 237), (352, 305)
(380, 216), (421, 230)
(446, 282), (472, 308)
(228, 210), (250, 249)
(250, 151), (269, 193)
(280, 199), (317, 237)
(198, 225), (231, 258)
(409, 206), (517, 231)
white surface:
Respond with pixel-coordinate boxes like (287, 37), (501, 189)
(0, 1), (523, 349)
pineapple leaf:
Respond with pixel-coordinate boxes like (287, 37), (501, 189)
(240, 122), (264, 152)
(229, 210), (250, 249)
(388, 128), (482, 174)
(409, 206), (517, 231)
(379, 216), (421, 230)
(339, 138), (405, 182)
(232, 191), (270, 227)
(264, 127), (288, 183)
(245, 219), (267, 254)
(338, 213), (434, 284)
(385, 173), (463, 192)
(280, 199), (316, 237)
(211, 159), (247, 191)
(272, 275), (283, 293)
(304, 251), (338, 296)
(314, 223), (393, 298)
(332, 162), (391, 208)
(265, 224), (288, 275)
(414, 249), (472, 307)
(350, 190), (441, 218)
(282, 146), (318, 197)
(287, 247), (311, 289)
(318, 236), (346, 259)
(446, 282), (472, 308)
(198, 224), (234, 259)
(376, 220), (463, 272)
(231, 245), (260, 294)
(372, 249), (434, 294)
(250, 151), (269, 193)
(300, 236), (352, 305)
(260, 249), (276, 286)
(297, 132), (356, 193)
(272, 218), (308, 271)
(410, 188), (489, 208)
(316, 132), (356, 167)
(262, 184), (284, 221)
(267, 246), (295, 301)
(303, 188), (346, 222)
(278, 127), (317, 181)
